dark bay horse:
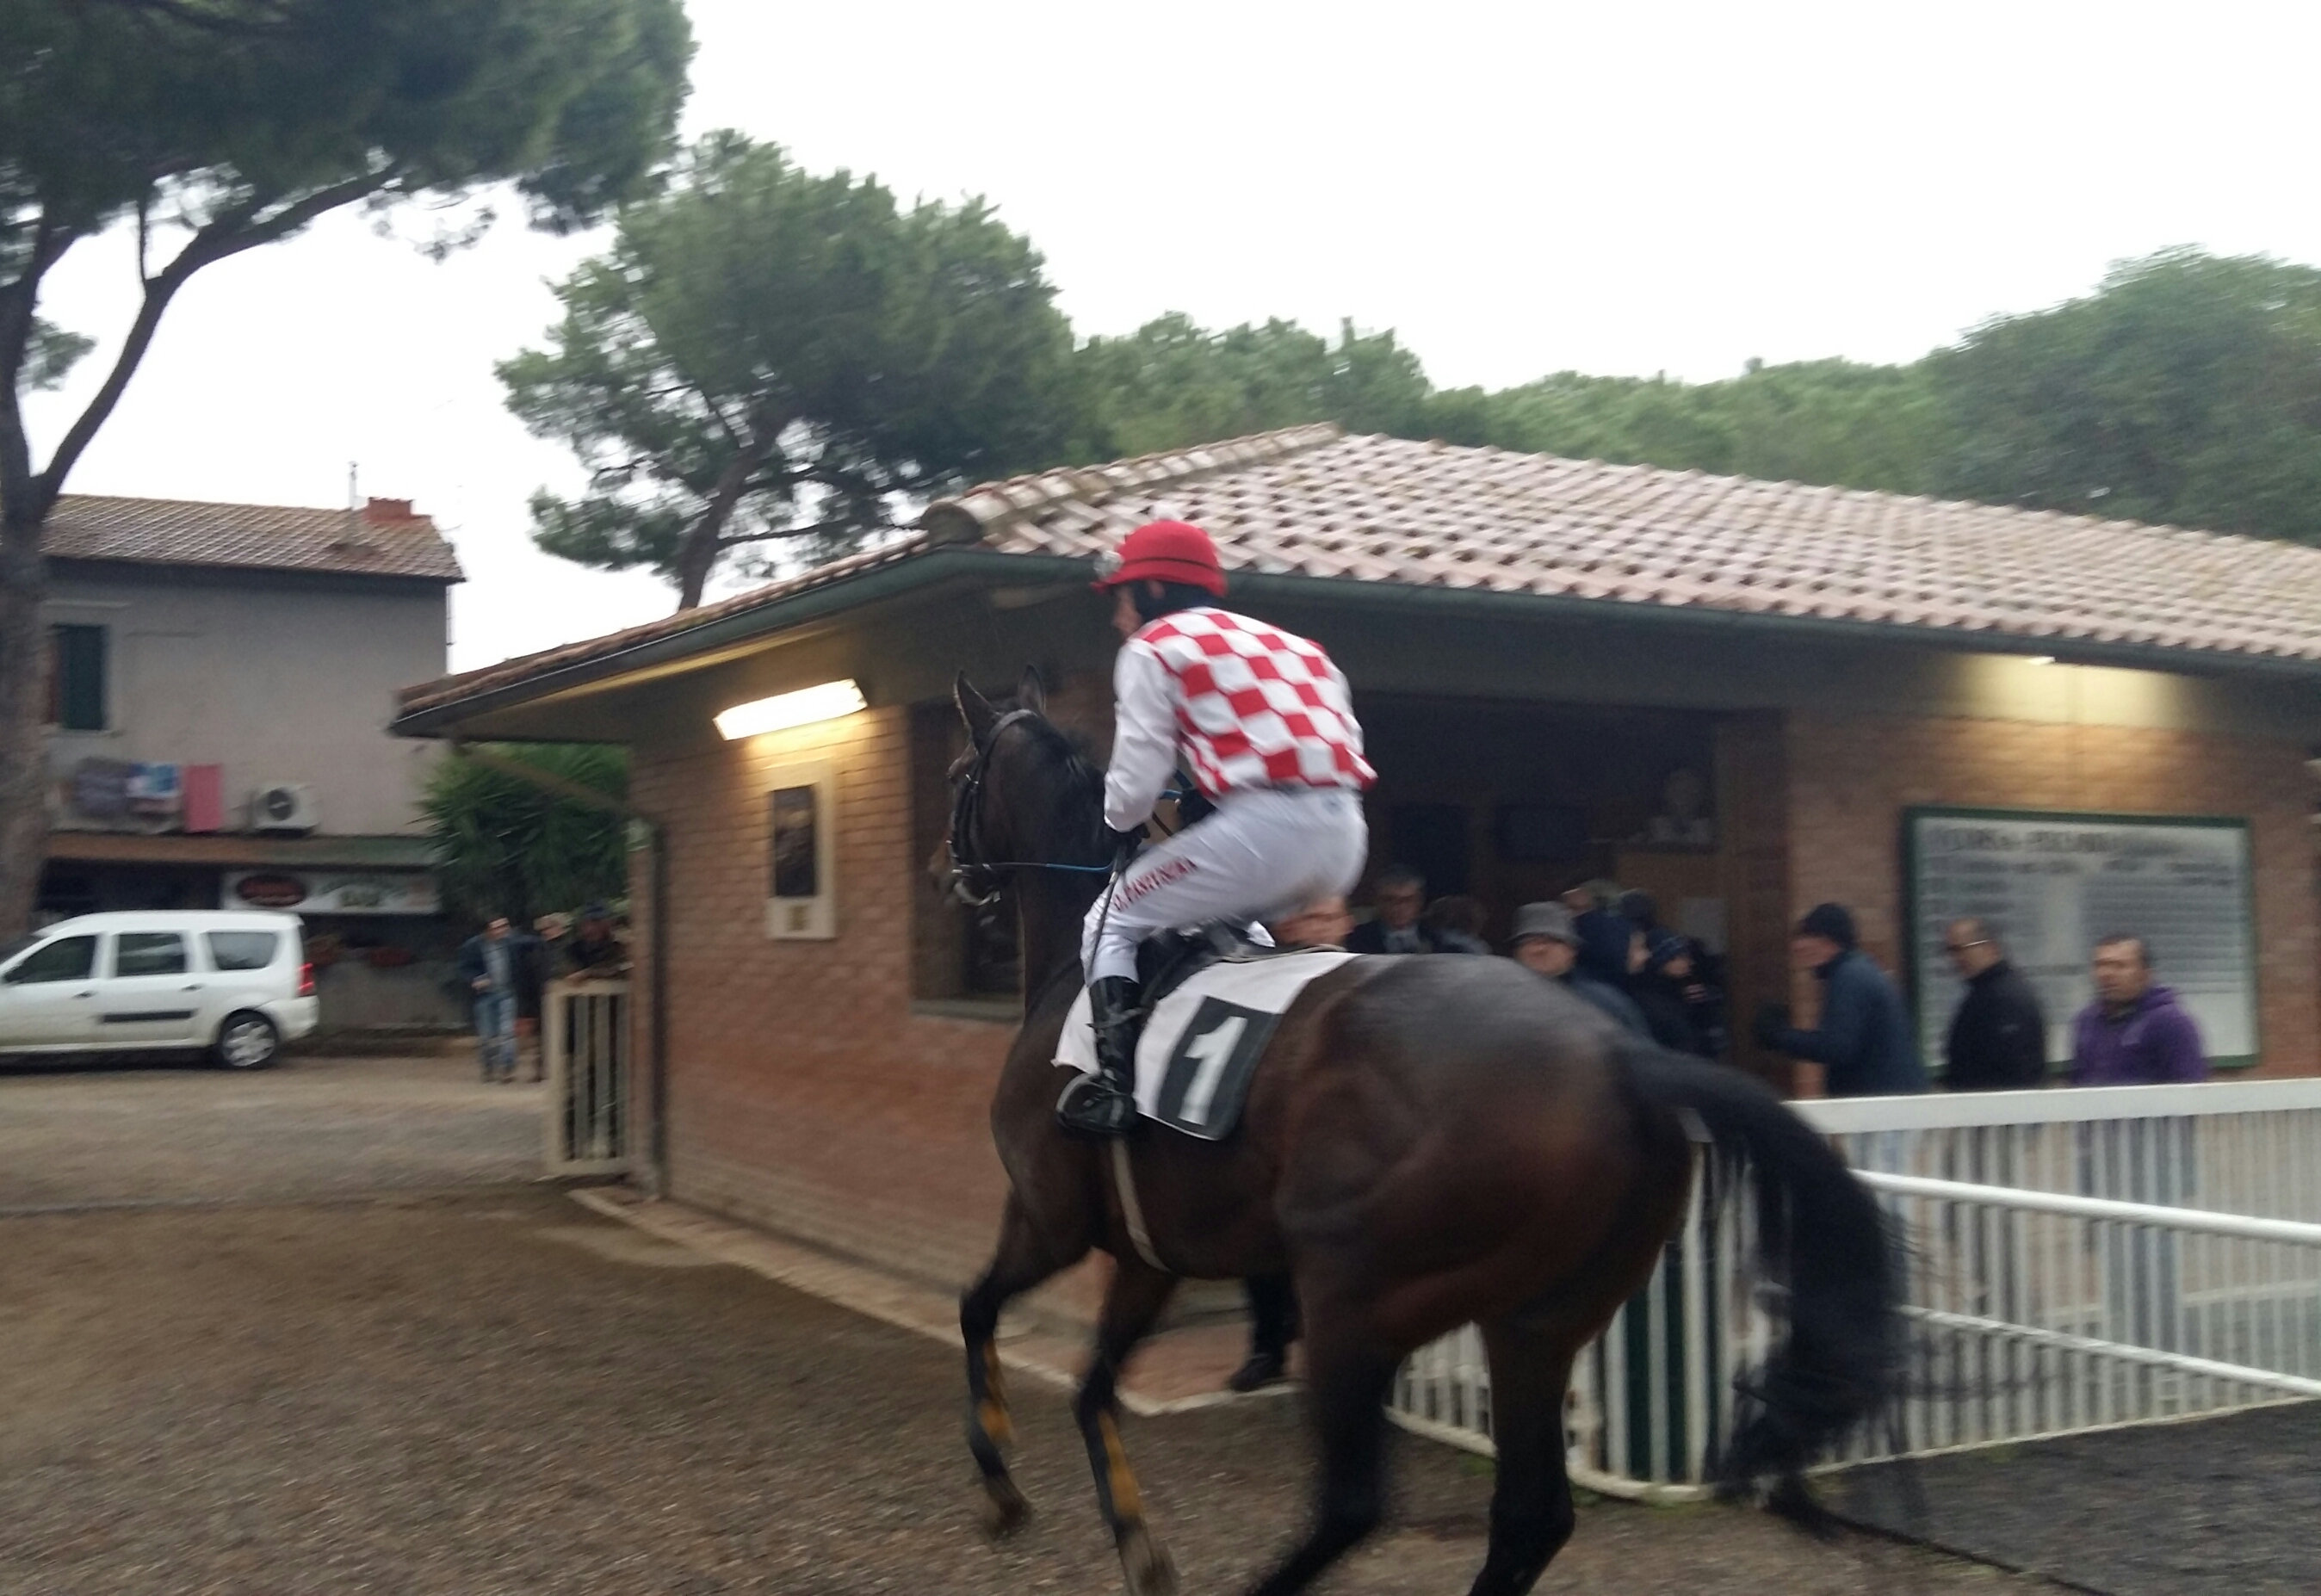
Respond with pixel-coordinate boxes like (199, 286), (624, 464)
(948, 671), (1899, 1596)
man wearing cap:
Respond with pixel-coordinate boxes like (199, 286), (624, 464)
(1059, 521), (1376, 1137)
(1754, 902), (1928, 1097)
(1508, 901), (1648, 1034)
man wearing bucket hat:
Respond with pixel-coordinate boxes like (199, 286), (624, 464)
(1058, 520), (1376, 1137)
(1508, 900), (1648, 1034)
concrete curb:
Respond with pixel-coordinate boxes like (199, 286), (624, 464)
(566, 1188), (1301, 1419)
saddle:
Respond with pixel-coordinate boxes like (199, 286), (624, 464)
(1135, 919), (1288, 1010)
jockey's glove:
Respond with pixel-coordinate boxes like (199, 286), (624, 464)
(1108, 826), (1144, 865)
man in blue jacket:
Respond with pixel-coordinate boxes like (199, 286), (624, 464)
(1755, 902), (1928, 1097)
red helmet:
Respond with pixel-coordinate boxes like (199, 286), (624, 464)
(1093, 520), (1227, 597)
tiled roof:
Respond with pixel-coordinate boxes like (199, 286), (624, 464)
(47, 494), (463, 583)
(396, 423), (2321, 721)
(954, 426), (2321, 659)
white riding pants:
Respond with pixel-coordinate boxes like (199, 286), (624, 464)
(1081, 787), (1368, 985)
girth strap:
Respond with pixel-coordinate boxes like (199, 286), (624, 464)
(1109, 1138), (1166, 1271)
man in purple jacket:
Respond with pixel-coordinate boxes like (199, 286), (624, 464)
(2070, 935), (2209, 1085)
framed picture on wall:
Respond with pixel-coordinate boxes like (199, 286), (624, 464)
(765, 759), (837, 939)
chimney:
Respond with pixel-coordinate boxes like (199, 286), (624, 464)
(365, 497), (417, 523)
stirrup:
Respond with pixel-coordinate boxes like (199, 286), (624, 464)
(1057, 1072), (1137, 1137)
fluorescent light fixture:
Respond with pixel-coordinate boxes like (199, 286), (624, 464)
(2027, 655), (2056, 666)
(715, 679), (866, 740)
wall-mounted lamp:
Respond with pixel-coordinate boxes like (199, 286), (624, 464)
(715, 679), (866, 740)
(2026, 655), (2057, 666)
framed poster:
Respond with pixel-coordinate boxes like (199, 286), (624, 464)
(764, 760), (837, 940)
(1903, 807), (2257, 1071)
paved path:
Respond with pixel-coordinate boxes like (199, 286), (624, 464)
(0, 1050), (2055, 1593)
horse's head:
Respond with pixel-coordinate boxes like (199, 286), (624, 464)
(945, 667), (1106, 906)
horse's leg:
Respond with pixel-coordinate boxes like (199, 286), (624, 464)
(1464, 1320), (1581, 1596)
(962, 1191), (1082, 1534)
(1244, 1308), (1399, 1596)
(1074, 1255), (1180, 1596)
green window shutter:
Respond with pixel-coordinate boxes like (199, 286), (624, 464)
(49, 625), (107, 732)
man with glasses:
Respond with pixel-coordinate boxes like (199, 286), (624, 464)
(1941, 918), (2049, 1090)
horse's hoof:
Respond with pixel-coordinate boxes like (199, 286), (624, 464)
(1118, 1525), (1176, 1596)
(980, 1476), (1032, 1538)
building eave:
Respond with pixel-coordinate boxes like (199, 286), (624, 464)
(390, 547), (1088, 738)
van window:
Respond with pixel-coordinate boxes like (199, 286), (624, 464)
(7, 937), (96, 984)
(115, 932), (189, 978)
(207, 931), (280, 972)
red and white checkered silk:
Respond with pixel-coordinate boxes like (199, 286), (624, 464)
(1128, 608), (1377, 798)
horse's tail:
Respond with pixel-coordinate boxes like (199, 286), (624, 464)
(1618, 1042), (1903, 1506)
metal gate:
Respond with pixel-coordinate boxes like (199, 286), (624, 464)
(1388, 1079), (2321, 1496)
(542, 979), (632, 1177)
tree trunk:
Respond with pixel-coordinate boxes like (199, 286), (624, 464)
(0, 509), (49, 939)
(672, 432), (777, 609)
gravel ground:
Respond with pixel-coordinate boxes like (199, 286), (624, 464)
(0, 1050), (2060, 1593)
(0, 1050), (539, 1209)
(0, 1191), (2053, 1596)
(1829, 1404), (2321, 1596)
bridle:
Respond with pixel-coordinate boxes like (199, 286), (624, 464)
(945, 708), (1112, 907)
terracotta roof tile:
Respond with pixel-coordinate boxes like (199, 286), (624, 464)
(47, 494), (461, 583)
(396, 422), (2321, 721)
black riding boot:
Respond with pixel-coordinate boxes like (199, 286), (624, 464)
(1057, 976), (1142, 1137)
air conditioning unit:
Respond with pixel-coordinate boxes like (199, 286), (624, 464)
(251, 783), (323, 834)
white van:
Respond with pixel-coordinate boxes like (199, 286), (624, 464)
(0, 910), (318, 1069)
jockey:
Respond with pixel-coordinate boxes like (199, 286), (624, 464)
(1058, 520), (1375, 1137)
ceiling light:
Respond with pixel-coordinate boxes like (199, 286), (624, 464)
(715, 680), (866, 739)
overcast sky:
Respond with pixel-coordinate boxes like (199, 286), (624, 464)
(23, 0), (2321, 672)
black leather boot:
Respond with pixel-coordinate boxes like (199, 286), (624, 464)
(1057, 976), (1142, 1136)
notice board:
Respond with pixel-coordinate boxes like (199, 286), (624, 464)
(1903, 807), (2256, 1071)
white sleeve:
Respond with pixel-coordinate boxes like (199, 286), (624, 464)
(1103, 642), (1179, 832)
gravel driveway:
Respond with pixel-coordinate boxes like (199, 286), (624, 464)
(0, 1049), (2056, 1594)
(0, 1049), (538, 1209)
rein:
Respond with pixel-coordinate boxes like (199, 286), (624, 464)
(946, 708), (1115, 907)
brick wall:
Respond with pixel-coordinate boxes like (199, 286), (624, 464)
(628, 706), (1019, 1290)
(1787, 710), (2319, 1079)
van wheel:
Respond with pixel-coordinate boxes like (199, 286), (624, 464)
(215, 1011), (282, 1071)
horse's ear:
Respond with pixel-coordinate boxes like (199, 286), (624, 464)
(955, 671), (998, 743)
(1017, 665), (1047, 718)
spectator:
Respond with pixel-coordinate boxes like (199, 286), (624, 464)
(1420, 894), (1491, 955)
(1346, 866), (1440, 954)
(565, 902), (628, 978)
(2070, 935), (2208, 1085)
(512, 923), (552, 1086)
(1754, 902), (1928, 1096)
(1941, 918), (2049, 1090)
(1564, 880), (1637, 990)
(1223, 894), (1356, 1395)
(1635, 933), (1725, 1058)
(1510, 901), (1647, 1034)
(456, 915), (537, 1085)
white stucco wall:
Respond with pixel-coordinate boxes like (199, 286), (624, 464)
(43, 567), (449, 837)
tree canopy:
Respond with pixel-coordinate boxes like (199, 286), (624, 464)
(1928, 248), (2321, 540)
(1055, 249), (2321, 545)
(0, 0), (693, 938)
(500, 133), (1081, 608)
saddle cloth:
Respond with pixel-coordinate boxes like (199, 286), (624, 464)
(1055, 949), (1356, 1140)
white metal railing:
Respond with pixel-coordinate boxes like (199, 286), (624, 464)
(1810, 1078), (2321, 1223)
(542, 979), (632, 1176)
(1386, 1079), (2321, 1494)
